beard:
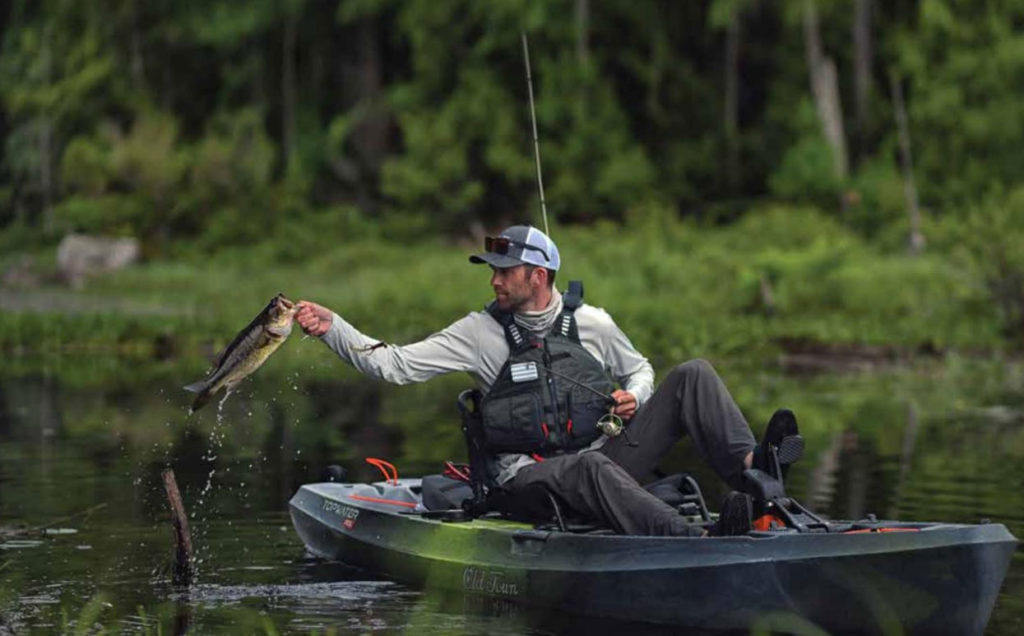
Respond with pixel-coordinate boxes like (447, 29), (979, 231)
(494, 287), (531, 312)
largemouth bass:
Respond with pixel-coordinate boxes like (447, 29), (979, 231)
(184, 293), (297, 413)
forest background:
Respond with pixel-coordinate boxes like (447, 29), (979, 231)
(2, 0), (1024, 366)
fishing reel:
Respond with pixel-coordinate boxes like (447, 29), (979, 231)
(597, 409), (638, 447)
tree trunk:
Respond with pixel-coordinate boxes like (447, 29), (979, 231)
(281, 12), (297, 172)
(890, 72), (925, 254)
(39, 118), (54, 233)
(250, 39), (266, 116)
(351, 19), (387, 174)
(575, 0), (590, 67)
(852, 0), (872, 164)
(130, 0), (146, 89)
(724, 8), (741, 191)
(803, 0), (849, 182)
(40, 26), (55, 232)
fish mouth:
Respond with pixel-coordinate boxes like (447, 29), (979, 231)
(270, 294), (297, 322)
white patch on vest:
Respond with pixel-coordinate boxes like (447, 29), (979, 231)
(510, 361), (539, 383)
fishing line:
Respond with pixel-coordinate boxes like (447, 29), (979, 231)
(521, 32), (550, 237)
(543, 366), (638, 446)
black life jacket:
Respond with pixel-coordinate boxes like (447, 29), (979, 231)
(479, 281), (616, 457)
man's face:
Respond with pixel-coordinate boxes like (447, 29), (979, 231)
(490, 265), (536, 312)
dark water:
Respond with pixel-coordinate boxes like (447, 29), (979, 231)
(1, 353), (1022, 634)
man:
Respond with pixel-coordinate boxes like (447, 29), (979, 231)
(296, 225), (798, 537)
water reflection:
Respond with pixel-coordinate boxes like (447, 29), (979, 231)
(0, 354), (1022, 633)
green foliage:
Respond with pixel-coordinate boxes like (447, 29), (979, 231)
(52, 193), (148, 236)
(55, 107), (287, 249)
(0, 208), (1006, 368)
(843, 153), (907, 242)
(893, 0), (1024, 209)
(190, 108), (275, 201)
(1, 0), (1022, 237)
(0, 0), (1023, 361)
(56, 111), (187, 240)
(944, 190), (1024, 343)
(0, 6), (116, 121)
(768, 101), (843, 204)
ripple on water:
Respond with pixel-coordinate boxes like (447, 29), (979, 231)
(1, 539), (45, 550)
(175, 580), (411, 606)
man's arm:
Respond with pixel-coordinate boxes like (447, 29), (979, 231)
(576, 305), (655, 419)
(296, 300), (480, 385)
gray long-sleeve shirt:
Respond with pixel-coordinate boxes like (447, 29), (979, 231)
(319, 302), (655, 481)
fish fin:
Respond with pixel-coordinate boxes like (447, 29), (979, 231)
(183, 381), (206, 394)
(190, 390), (212, 414)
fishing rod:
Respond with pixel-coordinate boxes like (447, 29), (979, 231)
(521, 32), (550, 237)
(544, 366), (615, 405)
(520, 36), (635, 446)
(543, 366), (639, 447)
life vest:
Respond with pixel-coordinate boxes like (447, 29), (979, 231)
(480, 281), (616, 457)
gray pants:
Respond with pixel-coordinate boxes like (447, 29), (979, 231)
(508, 359), (756, 536)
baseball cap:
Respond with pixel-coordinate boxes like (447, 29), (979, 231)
(469, 225), (560, 271)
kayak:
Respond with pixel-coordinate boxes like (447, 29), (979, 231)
(289, 477), (1018, 635)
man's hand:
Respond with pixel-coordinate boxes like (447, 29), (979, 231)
(295, 300), (334, 337)
(611, 390), (637, 420)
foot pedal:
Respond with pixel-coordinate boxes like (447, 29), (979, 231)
(777, 435), (804, 465)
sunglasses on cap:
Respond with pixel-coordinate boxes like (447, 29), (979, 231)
(484, 236), (550, 261)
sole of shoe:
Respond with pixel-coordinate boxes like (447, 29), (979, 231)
(777, 435), (805, 465)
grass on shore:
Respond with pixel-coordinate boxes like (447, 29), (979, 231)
(0, 206), (1007, 369)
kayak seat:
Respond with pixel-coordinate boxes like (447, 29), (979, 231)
(421, 470), (600, 531)
(643, 473), (712, 522)
(421, 474), (473, 511)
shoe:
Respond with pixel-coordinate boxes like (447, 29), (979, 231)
(753, 408), (804, 478)
(708, 491), (753, 537)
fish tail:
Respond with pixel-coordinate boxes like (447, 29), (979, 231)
(189, 390), (212, 415)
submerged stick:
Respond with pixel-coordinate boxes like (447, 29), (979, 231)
(161, 468), (194, 586)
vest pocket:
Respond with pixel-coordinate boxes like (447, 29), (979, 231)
(567, 388), (606, 445)
(481, 392), (546, 453)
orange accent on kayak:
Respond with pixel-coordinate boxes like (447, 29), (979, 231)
(531, 453), (545, 462)
(753, 514), (786, 531)
(365, 457), (399, 485)
(844, 527), (921, 534)
(349, 493), (417, 508)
